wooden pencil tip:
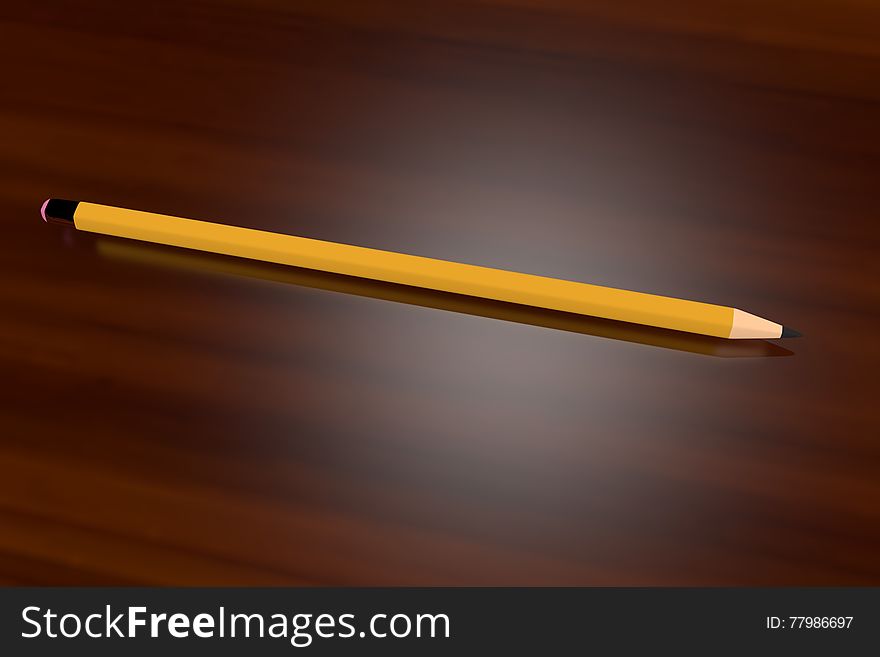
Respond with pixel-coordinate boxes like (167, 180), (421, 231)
(781, 326), (802, 338)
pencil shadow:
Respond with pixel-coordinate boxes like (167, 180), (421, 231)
(95, 238), (793, 359)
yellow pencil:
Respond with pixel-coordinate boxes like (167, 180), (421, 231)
(41, 199), (799, 340)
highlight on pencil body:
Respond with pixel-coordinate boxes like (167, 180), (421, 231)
(41, 199), (800, 340)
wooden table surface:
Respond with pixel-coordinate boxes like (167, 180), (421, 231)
(1, 1), (878, 585)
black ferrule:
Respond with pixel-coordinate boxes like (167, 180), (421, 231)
(43, 198), (79, 224)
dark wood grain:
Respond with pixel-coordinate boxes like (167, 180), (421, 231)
(1, 0), (878, 585)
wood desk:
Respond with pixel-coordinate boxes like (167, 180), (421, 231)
(1, 0), (878, 584)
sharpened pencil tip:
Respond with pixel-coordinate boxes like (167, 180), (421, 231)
(781, 326), (802, 338)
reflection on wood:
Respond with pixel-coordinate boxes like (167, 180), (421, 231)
(97, 238), (793, 359)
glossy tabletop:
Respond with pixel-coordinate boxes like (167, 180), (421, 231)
(1, 0), (878, 584)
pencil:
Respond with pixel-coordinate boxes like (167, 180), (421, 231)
(41, 199), (800, 340)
